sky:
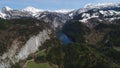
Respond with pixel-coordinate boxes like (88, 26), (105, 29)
(0, 0), (120, 10)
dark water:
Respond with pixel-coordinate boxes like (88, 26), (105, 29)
(57, 32), (72, 45)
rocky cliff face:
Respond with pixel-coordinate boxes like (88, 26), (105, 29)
(0, 29), (51, 68)
(0, 18), (53, 68)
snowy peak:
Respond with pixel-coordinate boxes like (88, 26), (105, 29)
(84, 3), (119, 9)
(84, 3), (119, 8)
(0, 6), (11, 18)
(3, 6), (12, 11)
(95, 3), (119, 7)
(0, 6), (74, 19)
(74, 3), (120, 15)
(71, 3), (120, 24)
(2, 6), (12, 13)
(22, 6), (44, 13)
(73, 3), (120, 17)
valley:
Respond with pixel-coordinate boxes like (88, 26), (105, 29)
(0, 3), (120, 68)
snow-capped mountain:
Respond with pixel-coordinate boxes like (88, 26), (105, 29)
(0, 6), (73, 19)
(71, 3), (120, 16)
(21, 6), (44, 16)
(0, 3), (120, 28)
(22, 6), (44, 13)
(0, 6), (71, 30)
(0, 6), (12, 19)
(70, 3), (120, 25)
(1, 6), (33, 19)
(2, 6), (13, 12)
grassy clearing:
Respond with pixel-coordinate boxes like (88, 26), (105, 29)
(26, 49), (50, 68)
(113, 47), (120, 51)
(36, 49), (46, 57)
(26, 60), (51, 68)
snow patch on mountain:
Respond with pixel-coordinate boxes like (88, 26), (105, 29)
(79, 12), (99, 23)
(21, 6), (44, 16)
(96, 3), (117, 7)
(0, 12), (6, 18)
(72, 3), (120, 17)
(99, 10), (120, 17)
(22, 7), (73, 13)
(84, 3), (118, 8)
(53, 9), (74, 13)
(82, 13), (90, 18)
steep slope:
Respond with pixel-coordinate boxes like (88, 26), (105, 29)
(0, 18), (52, 68)
(36, 12), (70, 30)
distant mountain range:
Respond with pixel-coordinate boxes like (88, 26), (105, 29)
(0, 3), (120, 28)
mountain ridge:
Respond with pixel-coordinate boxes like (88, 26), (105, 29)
(1, 3), (120, 24)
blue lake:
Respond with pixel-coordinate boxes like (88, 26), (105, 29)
(57, 32), (72, 45)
